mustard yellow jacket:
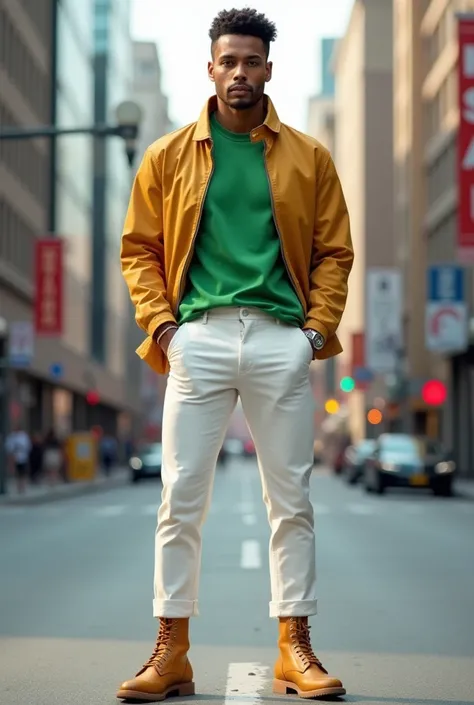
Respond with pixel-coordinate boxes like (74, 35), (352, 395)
(121, 96), (353, 375)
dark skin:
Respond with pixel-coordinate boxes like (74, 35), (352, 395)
(158, 33), (273, 354)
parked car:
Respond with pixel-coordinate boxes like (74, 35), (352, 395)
(129, 443), (162, 483)
(342, 439), (376, 485)
(363, 433), (456, 496)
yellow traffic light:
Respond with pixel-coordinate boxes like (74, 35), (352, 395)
(325, 399), (340, 415)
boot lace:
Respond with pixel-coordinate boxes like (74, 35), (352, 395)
(141, 618), (176, 674)
(290, 619), (328, 672)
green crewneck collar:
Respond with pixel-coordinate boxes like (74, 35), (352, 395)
(210, 112), (251, 142)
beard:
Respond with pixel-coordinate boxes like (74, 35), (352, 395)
(222, 84), (265, 110)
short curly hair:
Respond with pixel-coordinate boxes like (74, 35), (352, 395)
(209, 8), (277, 57)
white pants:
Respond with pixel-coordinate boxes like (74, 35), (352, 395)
(154, 307), (317, 619)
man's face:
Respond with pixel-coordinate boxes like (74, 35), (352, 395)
(208, 34), (272, 111)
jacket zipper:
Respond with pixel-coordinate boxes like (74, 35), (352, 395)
(263, 145), (306, 313)
(174, 141), (215, 315)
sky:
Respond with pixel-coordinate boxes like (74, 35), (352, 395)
(131, 0), (354, 131)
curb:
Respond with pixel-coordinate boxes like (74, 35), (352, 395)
(0, 471), (130, 507)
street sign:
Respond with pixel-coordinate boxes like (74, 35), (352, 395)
(49, 362), (63, 379)
(365, 268), (403, 374)
(457, 16), (474, 262)
(8, 321), (34, 368)
(425, 265), (469, 353)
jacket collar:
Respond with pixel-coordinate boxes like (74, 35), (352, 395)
(193, 94), (281, 141)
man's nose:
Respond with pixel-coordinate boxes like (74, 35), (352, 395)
(232, 65), (249, 81)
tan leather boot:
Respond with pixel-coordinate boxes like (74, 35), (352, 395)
(116, 618), (194, 702)
(273, 617), (345, 699)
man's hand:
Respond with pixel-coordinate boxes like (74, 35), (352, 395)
(153, 323), (179, 355)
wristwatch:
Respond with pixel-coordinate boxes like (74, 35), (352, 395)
(303, 329), (325, 351)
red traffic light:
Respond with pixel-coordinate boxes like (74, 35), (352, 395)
(86, 389), (100, 406)
(421, 380), (447, 406)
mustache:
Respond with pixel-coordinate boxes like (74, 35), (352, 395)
(228, 84), (253, 93)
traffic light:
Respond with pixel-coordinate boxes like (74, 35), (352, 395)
(421, 380), (447, 406)
(325, 399), (340, 414)
(367, 408), (383, 425)
(340, 376), (355, 393)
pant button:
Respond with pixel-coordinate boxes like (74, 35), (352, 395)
(241, 309), (249, 317)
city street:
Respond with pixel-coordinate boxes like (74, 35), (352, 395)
(0, 458), (473, 705)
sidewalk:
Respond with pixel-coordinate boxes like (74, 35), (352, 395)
(456, 478), (474, 500)
(0, 466), (130, 506)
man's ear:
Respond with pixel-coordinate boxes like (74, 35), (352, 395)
(208, 61), (215, 82)
(265, 61), (273, 83)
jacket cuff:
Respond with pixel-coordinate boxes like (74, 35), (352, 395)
(148, 312), (178, 340)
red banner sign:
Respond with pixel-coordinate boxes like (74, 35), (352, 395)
(34, 238), (64, 336)
(458, 17), (474, 262)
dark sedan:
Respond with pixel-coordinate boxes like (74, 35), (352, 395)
(129, 443), (162, 483)
(363, 434), (456, 496)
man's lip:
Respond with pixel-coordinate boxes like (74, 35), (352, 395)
(229, 86), (251, 93)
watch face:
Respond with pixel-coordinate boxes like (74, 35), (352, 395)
(313, 333), (325, 350)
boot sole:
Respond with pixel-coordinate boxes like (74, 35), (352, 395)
(116, 681), (195, 702)
(273, 679), (346, 699)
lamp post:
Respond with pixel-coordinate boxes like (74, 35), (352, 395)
(0, 317), (9, 495)
(0, 100), (143, 166)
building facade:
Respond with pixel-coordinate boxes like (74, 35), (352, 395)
(0, 0), (55, 433)
(0, 0), (142, 443)
(332, 0), (395, 441)
(393, 0), (474, 475)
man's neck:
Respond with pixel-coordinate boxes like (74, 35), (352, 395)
(214, 97), (266, 134)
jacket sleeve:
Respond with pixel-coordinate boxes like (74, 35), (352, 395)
(305, 153), (354, 340)
(120, 147), (176, 337)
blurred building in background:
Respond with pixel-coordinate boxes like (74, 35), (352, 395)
(393, 0), (474, 473)
(332, 0), (395, 442)
(0, 0), (155, 443)
(131, 40), (172, 440)
(1, 0), (55, 432)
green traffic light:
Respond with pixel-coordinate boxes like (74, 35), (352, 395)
(340, 376), (355, 393)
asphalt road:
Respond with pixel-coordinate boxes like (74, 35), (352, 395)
(1, 458), (473, 705)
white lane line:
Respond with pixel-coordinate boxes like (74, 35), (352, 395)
(142, 504), (159, 516)
(240, 540), (261, 569)
(347, 503), (376, 515)
(95, 505), (125, 517)
(243, 513), (257, 526)
(225, 662), (269, 704)
(313, 503), (330, 515)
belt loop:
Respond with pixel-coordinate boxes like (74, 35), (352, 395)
(203, 311), (209, 324)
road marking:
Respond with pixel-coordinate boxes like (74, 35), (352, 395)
(241, 540), (261, 569)
(313, 503), (330, 514)
(347, 503), (376, 515)
(225, 662), (269, 703)
(95, 505), (125, 517)
(243, 513), (257, 526)
(142, 504), (159, 516)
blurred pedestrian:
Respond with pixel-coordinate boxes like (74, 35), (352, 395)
(42, 429), (63, 487)
(119, 8), (353, 702)
(100, 434), (117, 476)
(5, 425), (31, 494)
(29, 432), (44, 485)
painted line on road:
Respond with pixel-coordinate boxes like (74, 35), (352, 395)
(240, 540), (261, 569)
(225, 662), (269, 703)
(95, 505), (125, 517)
(243, 513), (257, 526)
(347, 503), (376, 515)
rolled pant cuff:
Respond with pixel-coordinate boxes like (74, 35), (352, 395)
(153, 599), (199, 618)
(269, 599), (318, 618)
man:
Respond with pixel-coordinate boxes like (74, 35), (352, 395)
(118, 8), (353, 701)
(5, 425), (31, 494)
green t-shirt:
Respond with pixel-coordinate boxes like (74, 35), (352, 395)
(178, 113), (304, 326)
